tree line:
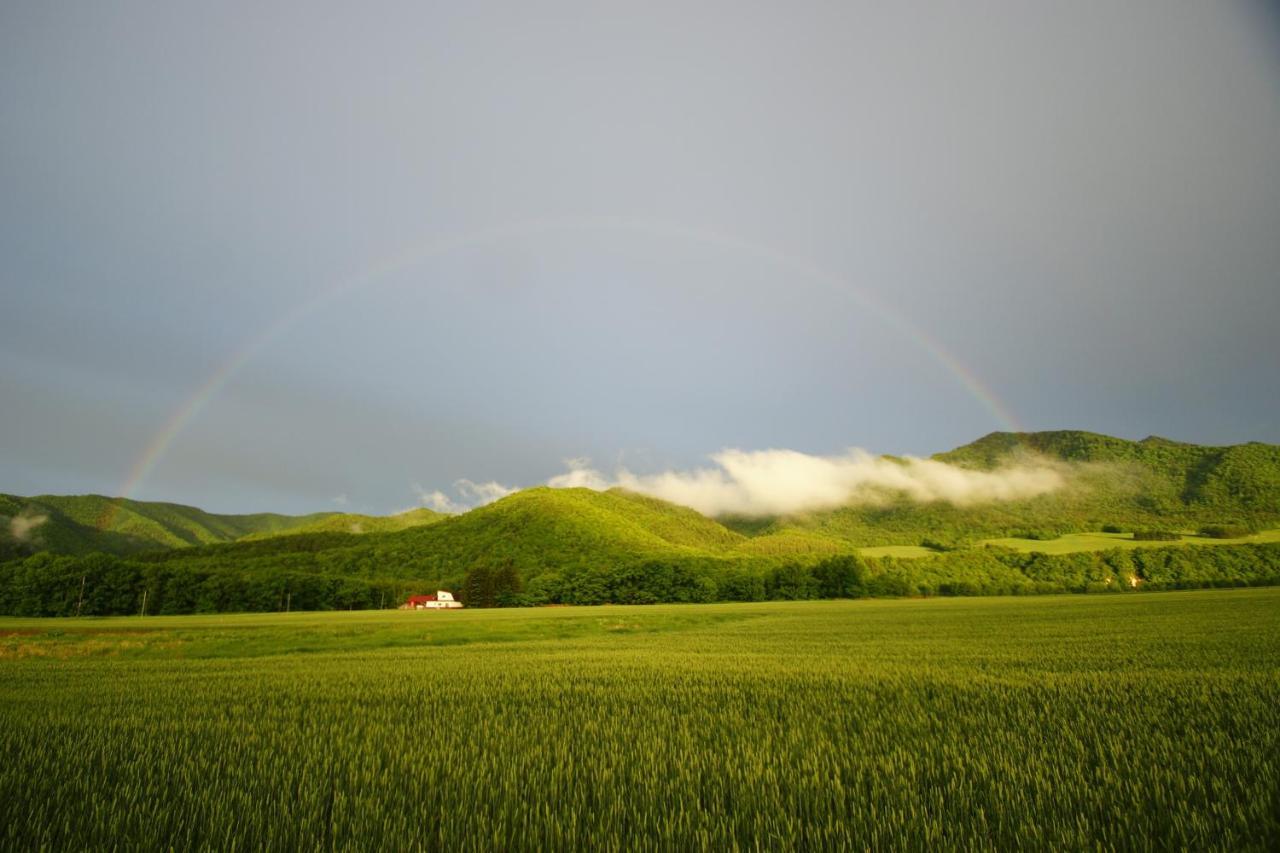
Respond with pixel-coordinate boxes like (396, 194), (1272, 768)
(2, 544), (1278, 617)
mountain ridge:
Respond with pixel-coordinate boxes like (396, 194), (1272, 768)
(4, 431), (1278, 562)
(0, 493), (440, 559)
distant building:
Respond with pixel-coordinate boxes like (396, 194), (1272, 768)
(402, 590), (463, 610)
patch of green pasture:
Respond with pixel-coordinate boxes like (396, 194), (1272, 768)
(857, 544), (936, 558)
(859, 528), (1280, 558)
(983, 527), (1280, 554)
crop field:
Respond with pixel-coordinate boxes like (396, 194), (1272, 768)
(2, 590), (1279, 850)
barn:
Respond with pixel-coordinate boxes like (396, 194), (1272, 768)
(402, 591), (464, 610)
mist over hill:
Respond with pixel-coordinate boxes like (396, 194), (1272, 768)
(938, 431), (1280, 513)
(745, 430), (1280, 548)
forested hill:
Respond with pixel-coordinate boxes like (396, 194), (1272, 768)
(935, 430), (1280, 510)
(719, 431), (1280, 548)
(138, 487), (751, 583)
(237, 508), (443, 540)
(3, 431), (1278, 564)
(0, 493), (441, 559)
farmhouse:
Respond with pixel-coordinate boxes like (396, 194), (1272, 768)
(402, 591), (464, 610)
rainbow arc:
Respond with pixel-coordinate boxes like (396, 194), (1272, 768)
(98, 217), (1022, 529)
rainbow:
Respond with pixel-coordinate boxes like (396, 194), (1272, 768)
(98, 217), (1022, 528)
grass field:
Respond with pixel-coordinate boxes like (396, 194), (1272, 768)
(858, 528), (1280, 559)
(981, 528), (1280, 554)
(3, 591), (1278, 849)
(855, 543), (937, 559)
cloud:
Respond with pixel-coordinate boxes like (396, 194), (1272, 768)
(4, 512), (49, 543)
(410, 479), (516, 514)
(546, 448), (1064, 516)
(411, 485), (462, 514)
(456, 479), (516, 505)
(547, 457), (612, 490)
(414, 446), (1064, 518)
(332, 493), (349, 507)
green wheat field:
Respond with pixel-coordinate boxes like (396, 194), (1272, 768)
(3, 590), (1278, 850)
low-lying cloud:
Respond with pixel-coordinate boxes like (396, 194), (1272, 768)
(411, 479), (516, 514)
(3, 512), (49, 543)
(418, 447), (1065, 517)
(550, 449), (1063, 516)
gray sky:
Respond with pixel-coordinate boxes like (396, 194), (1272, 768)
(2, 1), (1279, 515)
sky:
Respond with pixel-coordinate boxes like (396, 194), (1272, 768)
(2, 0), (1279, 516)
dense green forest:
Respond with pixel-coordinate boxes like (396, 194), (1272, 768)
(734, 431), (1280, 547)
(3, 431), (1278, 614)
(2, 541), (1276, 616)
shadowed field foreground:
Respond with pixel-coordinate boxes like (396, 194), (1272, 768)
(2, 590), (1278, 849)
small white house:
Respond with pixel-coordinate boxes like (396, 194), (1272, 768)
(402, 590), (464, 610)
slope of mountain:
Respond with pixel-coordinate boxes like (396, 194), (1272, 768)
(238, 508), (443, 540)
(113, 487), (754, 593)
(5, 432), (1278, 566)
(938, 430), (1280, 510)
(340, 486), (750, 577)
(0, 494), (339, 557)
(724, 431), (1280, 549)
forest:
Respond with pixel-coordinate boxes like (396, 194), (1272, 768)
(2, 541), (1277, 617)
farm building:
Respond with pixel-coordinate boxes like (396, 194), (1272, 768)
(402, 591), (464, 610)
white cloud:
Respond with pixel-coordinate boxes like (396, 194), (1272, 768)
(547, 457), (612, 490)
(410, 479), (516, 514)
(456, 479), (516, 505)
(547, 448), (1064, 516)
(412, 484), (463, 514)
(412, 446), (1064, 518)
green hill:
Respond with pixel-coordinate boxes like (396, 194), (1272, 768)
(0, 494), (435, 559)
(238, 508), (443, 540)
(140, 487), (750, 584)
(936, 430), (1280, 510)
(733, 431), (1280, 551)
(0, 487), (760, 613)
(386, 487), (746, 572)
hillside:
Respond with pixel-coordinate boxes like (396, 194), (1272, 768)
(731, 431), (1280, 551)
(936, 430), (1280, 510)
(0, 494), (448, 561)
(134, 487), (752, 585)
(384, 487), (747, 573)
(238, 508), (443, 540)
(4, 430), (1278, 572)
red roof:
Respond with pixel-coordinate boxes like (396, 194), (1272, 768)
(406, 594), (438, 604)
